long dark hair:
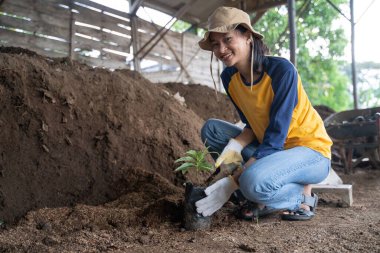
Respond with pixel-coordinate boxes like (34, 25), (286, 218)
(236, 25), (269, 74)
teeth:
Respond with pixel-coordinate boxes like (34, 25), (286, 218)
(222, 54), (231, 60)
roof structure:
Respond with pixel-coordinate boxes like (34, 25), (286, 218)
(133, 0), (288, 26)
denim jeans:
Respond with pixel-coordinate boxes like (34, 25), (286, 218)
(201, 119), (331, 211)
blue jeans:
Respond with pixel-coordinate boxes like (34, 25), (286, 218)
(201, 119), (331, 211)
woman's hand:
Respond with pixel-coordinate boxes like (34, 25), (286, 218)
(231, 157), (256, 185)
(195, 176), (239, 217)
(215, 138), (243, 168)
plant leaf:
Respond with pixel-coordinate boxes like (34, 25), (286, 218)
(197, 163), (214, 172)
(174, 162), (194, 173)
(174, 156), (195, 163)
(185, 150), (198, 157)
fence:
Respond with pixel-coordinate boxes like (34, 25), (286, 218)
(0, 0), (223, 89)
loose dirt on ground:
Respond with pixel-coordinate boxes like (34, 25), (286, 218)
(0, 47), (379, 252)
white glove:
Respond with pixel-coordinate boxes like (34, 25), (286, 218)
(215, 138), (243, 168)
(195, 176), (239, 217)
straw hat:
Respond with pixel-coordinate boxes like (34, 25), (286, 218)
(199, 6), (264, 51)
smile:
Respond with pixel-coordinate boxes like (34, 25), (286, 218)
(221, 53), (232, 61)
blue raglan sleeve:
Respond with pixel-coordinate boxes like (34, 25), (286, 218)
(221, 68), (252, 129)
(253, 66), (298, 159)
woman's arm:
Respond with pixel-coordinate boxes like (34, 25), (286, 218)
(230, 128), (257, 185)
(234, 127), (256, 148)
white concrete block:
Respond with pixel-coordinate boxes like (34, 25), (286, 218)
(318, 168), (343, 185)
(312, 184), (353, 207)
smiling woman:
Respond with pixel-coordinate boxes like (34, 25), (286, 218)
(194, 6), (333, 222)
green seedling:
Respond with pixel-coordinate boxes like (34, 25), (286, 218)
(174, 146), (216, 175)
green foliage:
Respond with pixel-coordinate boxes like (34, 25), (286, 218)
(345, 62), (380, 108)
(254, 0), (352, 111)
(171, 19), (192, 33)
(174, 147), (216, 175)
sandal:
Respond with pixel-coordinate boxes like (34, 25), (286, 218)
(235, 201), (277, 221)
(229, 190), (247, 206)
(281, 193), (319, 221)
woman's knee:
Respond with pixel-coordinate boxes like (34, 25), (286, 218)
(239, 171), (273, 203)
(200, 118), (218, 143)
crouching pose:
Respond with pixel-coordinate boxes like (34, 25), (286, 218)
(195, 6), (332, 221)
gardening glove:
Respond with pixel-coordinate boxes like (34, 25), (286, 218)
(215, 138), (243, 168)
(206, 162), (242, 185)
(195, 176), (239, 217)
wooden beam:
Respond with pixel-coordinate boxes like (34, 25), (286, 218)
(135, 0), (192, 60)
(175, 47), (201, 82)
(143, 1), (201, 24)
(251, 10), (266, 25)
(1, 29), (69, 53)
(240, 0), (247, 11)
(74, 0), (131, 20)
(130, 0), (144, 15)
(250, 0), (287, 12)
(143, 9), (195, 83)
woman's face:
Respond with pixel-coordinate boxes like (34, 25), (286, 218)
(210, 30), (251, 67)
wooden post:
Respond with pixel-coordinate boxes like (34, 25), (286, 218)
(69, 0), (74, 60)
(181, 32), (184, 83)
(131, 16), (140, 72)
(142, 10), (195, 83)
(175, 48), (201, 82)
(287, 0), (297, 66)
(130, 0), (143, 71)
(350, 0), (358, 109)
(240, 0), (247, 11)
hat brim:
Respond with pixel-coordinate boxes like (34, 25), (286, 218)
(198, 23), (263, 51)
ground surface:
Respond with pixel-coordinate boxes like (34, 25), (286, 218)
(0, 47), (379, 252)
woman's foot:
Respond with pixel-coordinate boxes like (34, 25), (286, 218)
(236, 202), (276, 220)
(281, 193), (319, 221)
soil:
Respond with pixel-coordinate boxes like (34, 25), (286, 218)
(158, 82), (240, 123)
(0, 47), (379, 252)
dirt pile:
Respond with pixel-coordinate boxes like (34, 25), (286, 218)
(0, 47), (214, 224)
(159, 82), (239, 122)
(0, 47), (379, 253)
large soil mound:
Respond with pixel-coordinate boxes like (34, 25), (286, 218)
(0, 47), (218, 224)
(0, 47), (379, 253)
(0, 46), (339, 224)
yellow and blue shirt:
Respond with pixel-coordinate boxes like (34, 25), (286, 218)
(221, 56), (332, 159)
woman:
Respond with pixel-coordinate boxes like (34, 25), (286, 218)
(195, 6), (332, 221)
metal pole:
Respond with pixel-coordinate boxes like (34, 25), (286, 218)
(350, 0), (358, 109)
(287, 0), (296, 66)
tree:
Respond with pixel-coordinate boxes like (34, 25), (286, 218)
(345, 62), (380, 108)
(254, 0), (351, 111)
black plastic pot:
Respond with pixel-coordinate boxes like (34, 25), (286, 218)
(183, 182), (212, 231)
